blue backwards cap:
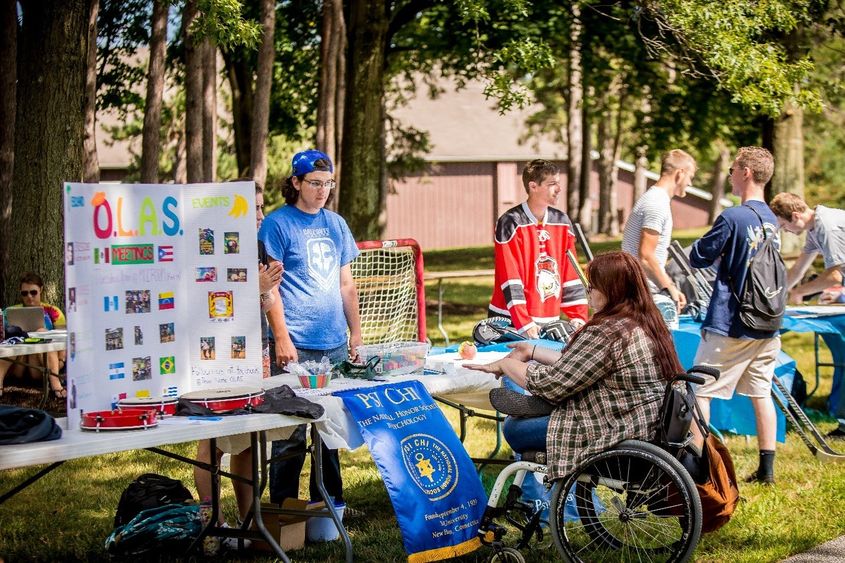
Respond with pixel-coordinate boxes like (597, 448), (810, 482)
(291, 149), (334, 176)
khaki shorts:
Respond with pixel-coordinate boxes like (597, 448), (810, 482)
(693, 330), (781, 399)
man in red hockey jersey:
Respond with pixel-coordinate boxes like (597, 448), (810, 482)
(489, 159), (588, 338)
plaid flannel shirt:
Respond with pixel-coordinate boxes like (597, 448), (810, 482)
(525, 319), (665, 481)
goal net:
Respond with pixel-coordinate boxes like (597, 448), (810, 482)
(351, 239), (427, 344)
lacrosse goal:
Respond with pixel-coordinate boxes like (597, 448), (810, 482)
(352, 239), (427, 344)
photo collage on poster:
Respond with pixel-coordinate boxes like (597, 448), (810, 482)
(195, 227), (247, 362)
(63, 183), (261, 426)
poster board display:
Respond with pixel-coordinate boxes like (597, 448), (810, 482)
(63, 182), (261, 427)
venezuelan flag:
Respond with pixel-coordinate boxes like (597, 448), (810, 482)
(158, 292), (175, 310)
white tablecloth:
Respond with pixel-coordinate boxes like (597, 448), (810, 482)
(260, 351), (508, 450)
(0, 341), (66, 359)
(0, 413), (310, 470)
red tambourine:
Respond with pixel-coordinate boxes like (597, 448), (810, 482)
(118, 396), (178, 417)
(179, 386), (265, 413)
(80, 409), (159, 431)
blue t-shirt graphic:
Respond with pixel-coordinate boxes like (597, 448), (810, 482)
(259, 205), (359, 350)
(690, 200), (780, 339)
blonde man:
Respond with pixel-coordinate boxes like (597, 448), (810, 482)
(622, 149), (697, 327)
(769, 192), (845, 305)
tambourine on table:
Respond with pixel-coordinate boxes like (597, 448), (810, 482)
(80, 409), (159, 431)
(118, 396), (179, 417)
(179, 386), (265, 413)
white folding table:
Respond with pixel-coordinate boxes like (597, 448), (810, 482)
(0, 412), (353, 562)
(0, 340), (67, 408)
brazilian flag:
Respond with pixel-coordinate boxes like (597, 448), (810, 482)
(159, 356), (175, 375)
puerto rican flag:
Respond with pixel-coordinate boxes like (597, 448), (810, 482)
(158, 245), (174, 262)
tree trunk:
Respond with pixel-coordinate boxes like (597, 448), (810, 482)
(316, 0), (345, 210)
(633, 146), (648, 202)
(333, 6), (347, 202)
(708, 142), (729, 224)
(339, 0), (388, 240)
(771, 100), (804, 254)
(183, 0), (203, 183)
(250, 0), (276, 190)
(565, 3), (582, 221)
(202, 38), (217, 182)
(82, 0), (100, 183)
(577, 94), (592, 233)
(140, 0), (168, 183)
(597, 98), (620, 236)
(11, 0), (90, 306)
(0, 0), (16, 306)
(224, 54), (254, 177)
(173, 127), (187, 183)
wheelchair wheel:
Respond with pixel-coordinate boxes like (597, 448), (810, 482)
(549, 440), (701, 562)
(487, 546), (526, 563)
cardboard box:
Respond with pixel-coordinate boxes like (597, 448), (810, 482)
(253, 498), (326, 552)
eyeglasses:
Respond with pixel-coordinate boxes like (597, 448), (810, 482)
(21, 290), (39, 297)
(302, 179), (337, 190)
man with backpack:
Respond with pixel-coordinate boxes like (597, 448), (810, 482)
(689, 146), (786, 485)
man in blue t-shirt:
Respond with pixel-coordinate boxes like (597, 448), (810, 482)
(259, 149), (363, 506)
(689, 146), (782, 485)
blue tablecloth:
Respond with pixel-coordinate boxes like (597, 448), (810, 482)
(673, 321), (794, 441)
(782, 309), (845, 420)
(675, 309), (845, 439)
(436, 308), (845, 439)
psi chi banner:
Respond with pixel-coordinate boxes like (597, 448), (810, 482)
(337, 381), (484, 562)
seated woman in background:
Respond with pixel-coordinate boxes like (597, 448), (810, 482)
(0, 272), (67, 399)
(465, 251), (683, 483)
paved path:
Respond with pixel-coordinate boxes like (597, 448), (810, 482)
(781, 535), (845, 562)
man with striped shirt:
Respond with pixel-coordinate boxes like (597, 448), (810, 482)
(489, 159), (588, 337)
(622, 149), (697, 328)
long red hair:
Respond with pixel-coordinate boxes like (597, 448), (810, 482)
(569, 251), (683, 380)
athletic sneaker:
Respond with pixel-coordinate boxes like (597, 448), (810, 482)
(219, 522), (252, 551)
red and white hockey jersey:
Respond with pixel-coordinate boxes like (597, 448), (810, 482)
(488, 203), (588, 333)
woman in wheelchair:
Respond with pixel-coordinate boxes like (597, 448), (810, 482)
(467, 252), (702, 563)
(466, 251), (683, 479)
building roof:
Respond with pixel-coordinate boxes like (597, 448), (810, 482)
(390, 78), (565, 162)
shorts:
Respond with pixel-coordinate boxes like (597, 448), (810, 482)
(693, 330), (781, 399)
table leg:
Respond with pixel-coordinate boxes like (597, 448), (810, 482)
(310, 424), (353, 563)
(249, 431), (291, 562)
(0, 461), (64, 505)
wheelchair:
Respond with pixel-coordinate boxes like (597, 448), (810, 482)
(476, 365), (718, 562)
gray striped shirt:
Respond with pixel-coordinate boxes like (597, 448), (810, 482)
(622, 187), (672, 268)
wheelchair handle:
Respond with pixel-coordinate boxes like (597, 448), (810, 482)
(674, 365), (720, 385)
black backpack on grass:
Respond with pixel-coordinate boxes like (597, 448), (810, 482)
(114, 473), (194, 528)
(732, 205), (787, 332)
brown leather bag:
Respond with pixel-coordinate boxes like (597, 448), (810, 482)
(697, 433), (740, 533)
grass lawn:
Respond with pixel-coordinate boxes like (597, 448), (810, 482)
(2, 231), (845, 562)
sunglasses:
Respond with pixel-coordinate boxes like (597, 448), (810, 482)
(21, 290), (39, 297)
